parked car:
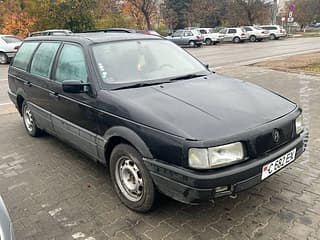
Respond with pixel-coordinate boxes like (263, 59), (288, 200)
(260, 25), (286, 40)
(0, 195), (15, 240)
(28, 29), (73, 37)
(195, 28), (224, 45)
(0, 35), (22, 64)
(166, 29), (203, 47)
(219, 27), (248, 43)
(8, 33), (308, 212)
(243, 26), (269, 42)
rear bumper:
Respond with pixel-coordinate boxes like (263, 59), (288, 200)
(144, 131), (308, 204)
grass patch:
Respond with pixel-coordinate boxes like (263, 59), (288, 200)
(291, 31), (320, 38)
(299, 63), (320, 73)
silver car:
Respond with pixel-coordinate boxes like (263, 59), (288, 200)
(243, 26), (270, 42)
(166, 29), (203, 48)
(0, 195), (15, 240)
(219, 28), (248, 43)
(0, 35), (22, 64)
(196, 28), (224, 45)
(260, 25), (287, 40)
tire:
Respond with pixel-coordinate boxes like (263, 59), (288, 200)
(0, 52), (8, 64)
(270, 34), (276, 40)
(110, 144), (156, 212)
(249, 35), (256, 42)
(189, 41), (196, 48)
(205, 38), (212, 45)
(233, 37), (240, 43)
(22, 101), (42, 137)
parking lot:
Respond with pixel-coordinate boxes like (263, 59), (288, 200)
(0, 37), (320, 240)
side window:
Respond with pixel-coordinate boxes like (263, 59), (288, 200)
(184, 31), (193, 37)
(55, 44), (87, 83)
(245, 27), (252, 31)
(228, 29), (236, 34)
(172, 31), (183, 37)
(200, 30), (206, 34)
(12, 42), (39, 71)
(30, 42), (60, 78)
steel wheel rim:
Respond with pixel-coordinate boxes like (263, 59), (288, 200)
(115, 156), (144, 202)
(23, 105), (34, 132)
(0, 53), (6, 64)
(189, 41), (195, 47)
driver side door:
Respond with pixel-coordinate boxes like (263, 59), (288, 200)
(49, 43), (100, 160)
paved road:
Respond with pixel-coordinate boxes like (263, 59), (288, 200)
(0, 37), (320, 240)
(188, 37), (320, 67)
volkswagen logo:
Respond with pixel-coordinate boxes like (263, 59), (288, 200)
(272, 129), (280, 143)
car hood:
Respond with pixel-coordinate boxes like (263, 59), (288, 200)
(103, 73), (296, 141)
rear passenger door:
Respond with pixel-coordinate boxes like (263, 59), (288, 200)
(49, 43), (100, 159)
(10, 41), (60, 133)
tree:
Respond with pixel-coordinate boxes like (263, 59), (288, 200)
(124, 0), (157, 30)
(294, 0), (320, 27)
(163, 0), (192, 29)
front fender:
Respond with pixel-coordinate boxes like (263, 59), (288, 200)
(100, 126), (153, 160)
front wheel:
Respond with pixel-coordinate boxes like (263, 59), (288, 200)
(110, 144), (156, 212)
(249, 35), (256, 42)
(22, 101), (42, 137)
(0, 52), (8, 64)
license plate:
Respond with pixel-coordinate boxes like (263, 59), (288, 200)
(261, 148), (296, 180)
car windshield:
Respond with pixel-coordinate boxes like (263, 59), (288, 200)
(2, 36), (22, 43)
(92, 39), (209, 88)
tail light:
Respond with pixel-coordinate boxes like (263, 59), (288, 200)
(241, 33), (246, 36)
(280, 29), (283, 33)
(14, 46), (20, 51)
(196, 35), (201, 40)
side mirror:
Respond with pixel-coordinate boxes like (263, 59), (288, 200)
(62, 80), (90, 93)
(204, 64), (209, 70)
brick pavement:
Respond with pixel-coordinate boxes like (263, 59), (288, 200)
(0, 64), (319, 240)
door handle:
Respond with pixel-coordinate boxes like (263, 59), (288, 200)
(24, 81), (31, 87)
(49, 92), (59, 99)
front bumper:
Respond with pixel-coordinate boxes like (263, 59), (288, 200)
(144, 131), (308, 204)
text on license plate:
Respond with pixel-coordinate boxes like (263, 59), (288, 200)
(261, 148), (296, 180)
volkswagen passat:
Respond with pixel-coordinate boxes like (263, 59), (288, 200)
(8, 33), (308, 212)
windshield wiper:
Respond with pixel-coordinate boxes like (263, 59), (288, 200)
(169, 73), (207, 81)
(112, 81), (170, 90)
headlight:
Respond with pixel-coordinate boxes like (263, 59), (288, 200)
(295, 115), (303, 135)
(189, 142), (244, 169)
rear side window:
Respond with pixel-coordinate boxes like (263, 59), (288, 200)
(12, 42), (39, 71)
(228, 29), (236, 34)
(55, 44), (87, 83)
(30, 42), (60, 78)
(184, 31), (193, 37)
(2, 36), (22, 44)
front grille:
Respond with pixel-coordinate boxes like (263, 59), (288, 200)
(251, 121), (295, 156)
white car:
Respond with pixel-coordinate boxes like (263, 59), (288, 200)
(219, 28), (248, 43)
(0, 35), (22, 64)
(196, 28), (224, 45)
(260, 25), (287, 40)
(243, 26), (270, 42)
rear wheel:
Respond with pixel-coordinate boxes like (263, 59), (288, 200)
(22, 101), (42, 137)
(249, 35), (256, 42)
(189, 41), (196, 48)
(233, 37), (240, 43)
(270, 34), (276, 40)
(205, 38), (212, 45)
(0, 52), (8, 64)
(110, 144), (156, 212)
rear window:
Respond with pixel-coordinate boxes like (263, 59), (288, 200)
(30, 42), (60, 78)
(12, 42), (39, 71)
(2, 36), (22, 44)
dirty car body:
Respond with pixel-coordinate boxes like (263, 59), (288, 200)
(7, 33), (308, 212)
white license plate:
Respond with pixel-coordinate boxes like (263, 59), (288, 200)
(261, 148), (296, 180)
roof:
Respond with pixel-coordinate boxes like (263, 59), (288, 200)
(25, 32), (163, 44)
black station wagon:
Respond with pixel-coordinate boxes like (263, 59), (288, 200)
(8, 33), (308, 212)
